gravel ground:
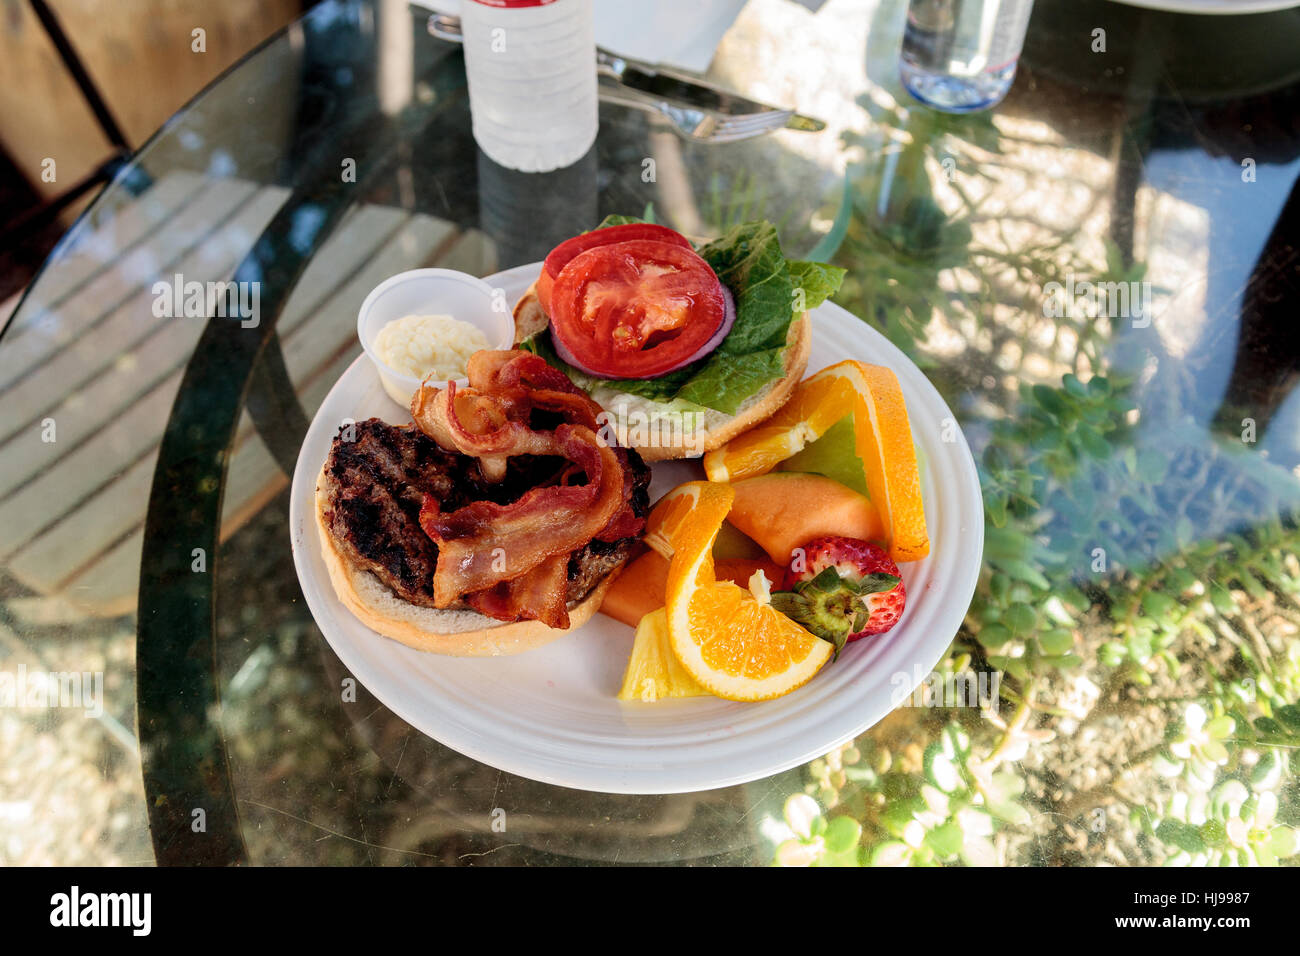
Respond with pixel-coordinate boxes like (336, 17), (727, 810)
(0, 594), (152, 865)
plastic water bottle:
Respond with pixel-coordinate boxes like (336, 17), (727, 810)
(460, 0), (598, 173)
(899, 0), (1035, 113)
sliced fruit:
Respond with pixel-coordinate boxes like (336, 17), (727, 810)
(711, 519), (766, 561)
(644, 481), (734, 559)
(600, 551), (670, 628)
(600, 551), (784, 628)
(727, 472), (885, 566)
(703, 360), (929, 562)
(779, 414), (869, 497)
(702, 363), (856, 483)
(665, 487), (831, 702)
(772, 536), (906, 657)
(617, 609), (709, 702)
(850, 363), (929, 563)
(717, 557), (787, 589)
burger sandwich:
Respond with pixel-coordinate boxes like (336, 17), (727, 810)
(315, 349), (650, 656)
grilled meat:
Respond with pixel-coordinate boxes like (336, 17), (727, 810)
(319, 418), (648, 616)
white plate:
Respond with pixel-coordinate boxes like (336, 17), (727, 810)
(1106, 0), (1300, 13)
(289, 263), (984, 794)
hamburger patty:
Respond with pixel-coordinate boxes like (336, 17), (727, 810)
(319, 418), (649, 614)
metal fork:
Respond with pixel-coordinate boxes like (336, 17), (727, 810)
(595, 83), (794, 144)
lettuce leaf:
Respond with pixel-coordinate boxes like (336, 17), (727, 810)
(675, 347), (789, 410)
(532, 216), (844, 415)
(788, 259), (847, 311)
(593, 213), (647, 229)
(699, 221), (797, 354)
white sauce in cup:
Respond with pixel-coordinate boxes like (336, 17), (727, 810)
(372, 314), (491, 383)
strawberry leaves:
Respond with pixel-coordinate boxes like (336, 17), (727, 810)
(770, 565), (901, 660)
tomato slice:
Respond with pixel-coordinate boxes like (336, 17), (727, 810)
(537, 223), (692, 315)
(548, 239), (726, 379)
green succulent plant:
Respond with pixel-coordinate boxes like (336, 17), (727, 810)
(1152, 780), (1300, 867)
(769, 88), (1300, 869)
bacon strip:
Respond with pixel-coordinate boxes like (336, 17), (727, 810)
(470, 350), (604, 431)
(418, 423), (626, 608)
(413, 381), (558, 481)
(410, 351), (607, 481)
(463, 554), (571, 630)
(408, 349), (641, 627)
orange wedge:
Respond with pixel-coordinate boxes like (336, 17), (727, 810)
(644, 480), (734, 559)
(664, 481), (831, 701)
(702, 360), (930, 563)
(851, 363), (929, 562)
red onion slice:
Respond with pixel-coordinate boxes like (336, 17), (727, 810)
(550, 329), (605, 379)
(552, 284), (736, 382)
(694, 283), (736, 363)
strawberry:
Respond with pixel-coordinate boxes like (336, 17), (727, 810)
(770, 536), (906, 657)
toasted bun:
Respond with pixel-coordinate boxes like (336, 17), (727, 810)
(512, 281), (811, 462)
(512, 282), (551, 345)
(315, 470), (620, 657)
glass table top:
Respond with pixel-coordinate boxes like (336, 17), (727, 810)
(2, 0), (1298, 866)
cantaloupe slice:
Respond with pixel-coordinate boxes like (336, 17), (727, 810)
(600, 551), (670, 628)
(704, 360), (929, 562)
(727, 472), (886, 566)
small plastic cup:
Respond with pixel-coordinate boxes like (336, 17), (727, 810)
(356, 268), (515, 410)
